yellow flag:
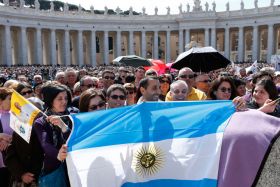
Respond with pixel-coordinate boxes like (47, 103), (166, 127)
(10, 91), (41, 143)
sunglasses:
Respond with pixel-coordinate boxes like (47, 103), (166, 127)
(82, 84), (96, 88)
(198, 80), (211, 83)
(127, 90), (135, 95)
(110, 95), (126, 100)
(89, 101), (106, 111)
(219, 87), (232, 93)
(160, 80), (170, 84)
(21, 90), (33, 95)
(179, 74), (195, 79)
(146, 72), (157, 76)
(104, 76), (115, 80)
(173, 89), (188, 94)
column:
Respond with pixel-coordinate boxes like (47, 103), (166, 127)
(185, 29), (190, 49)
(267, 24), (274, 63)
(116, 30), (121, 57)
(20, 27), (28, 65)
(211, 28), (216, 48)
(179, 29), (184, 53)
(77, 30), (83, 67)
(64, 29), (70, 66)
(141, 30), (146, 58)
(252, 25), (259, 61)
(153, 30), (158, 59)
(224, 27), (230, 58)
(4, 25), (12, 66)
(50, 29), (56, 66)
(36, 28), (42, 65)
(166, 30), (171, 63)
(204, 28), (210, 46)
(90, 30), (97, 66)
(129, 30), (134, 55)
(103, 30), (109, 65)
(238, 27), (244, 62)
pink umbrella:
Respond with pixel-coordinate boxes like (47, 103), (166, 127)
(166, 62), (177, 73)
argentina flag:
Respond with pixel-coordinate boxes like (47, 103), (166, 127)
(66, 101), (235, 187)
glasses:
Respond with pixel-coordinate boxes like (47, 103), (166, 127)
(179, 74), (195, 79)
(160, 80), (170, 84)
(146, 72), (157, 76)
(173, 89), (188, 94)
(198, 80), (211, 83)
(82, 84), (96, 88)
(127, 90), (135, 95)
(110, 95), (126, 100)
(21, 90), (33, 95)
(104, 76), (115, 80)
(219, 87), (232, 93)
(89, 101), (106, 111)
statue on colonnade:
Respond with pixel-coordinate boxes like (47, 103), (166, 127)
(271, 0), (275, 6)
(50, 1), (54, 12)
(142, 7), (146, 15)
(90, 5), (94, 14)
(205, 2), (209, 12)
(78, 4), (82, 13)
(20, 0), (25, 8)
(187, 3), (190, 12)
(104, 6), (108, 15)
(64, 2), (69, 12)
(178, 4), (182, 14)
(240, 0), (244, 10)
(129, 7), (133, 15)
(154, 7), (158, 15)
(3, 0), (9, 6)
(226, 2), (230, 11)
(193, 0), (202, 12)
(254, 0), (258, 8)
(166, 6), (170, 15)
(116, 6), (121, 15)
(212, 1), (216, 12)
(35, 0), (40, 10)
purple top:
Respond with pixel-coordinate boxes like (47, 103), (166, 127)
(218, 109), (280, 187)
(0, 110), (13, 168)
(33, 116), (71, 175)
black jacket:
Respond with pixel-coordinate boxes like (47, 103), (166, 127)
(5, 129), (44, 182)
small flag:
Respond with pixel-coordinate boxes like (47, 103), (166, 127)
(10, 91), (41, 143)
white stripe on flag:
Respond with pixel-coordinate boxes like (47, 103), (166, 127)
(67, 133), (223, 187)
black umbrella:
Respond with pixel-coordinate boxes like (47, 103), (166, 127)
(113, 55), (152, 67)
(171, 47), (231, 72)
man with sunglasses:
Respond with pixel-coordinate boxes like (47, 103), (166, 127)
(195, 74), (211, 95)
(72, 76), (97, 108)
(166, 67), (207, 101)
(101, 70), (116, 92)
(106, 84), (127, 109)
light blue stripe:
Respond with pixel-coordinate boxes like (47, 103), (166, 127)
(121, 178), (217, 187)
(68, 101), (235, 152)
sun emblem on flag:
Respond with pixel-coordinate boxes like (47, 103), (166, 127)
(133, 144), (164, 177)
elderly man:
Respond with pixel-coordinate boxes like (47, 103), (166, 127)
(170, 80), (189, 101)
(166, 67), (207, 101)
(72, 76), (97, 108)
(137, 77), (161, 103)
(33, 74), (43, 85)
(54, 71), (66, 85)
(65, 68), (78, 92)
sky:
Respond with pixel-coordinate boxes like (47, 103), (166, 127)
(60, 0), (280, 15)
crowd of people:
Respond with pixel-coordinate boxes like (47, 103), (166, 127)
(0, 61), (280, 186)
